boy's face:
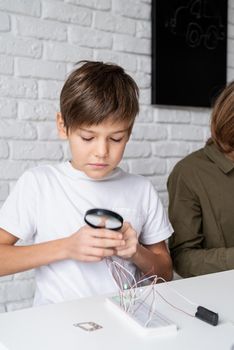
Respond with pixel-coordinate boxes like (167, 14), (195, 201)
(57, 114), (130, 180)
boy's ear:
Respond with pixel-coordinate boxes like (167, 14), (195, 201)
(56, 112), (67, 139)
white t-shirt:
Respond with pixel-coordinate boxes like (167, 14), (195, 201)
(0, 162), (173, 306)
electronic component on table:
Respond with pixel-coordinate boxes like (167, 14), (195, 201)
(106, 295), (177, 336)
(195, 306), (219, 326)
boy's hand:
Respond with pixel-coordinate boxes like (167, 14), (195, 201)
(115, 222), (138, 260)
(65, 225), (125, 262)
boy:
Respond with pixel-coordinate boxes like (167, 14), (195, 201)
(0, 61), (173, 306)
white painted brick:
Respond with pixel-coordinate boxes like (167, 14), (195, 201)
(203, 126), (211, 140)
(18, 101), (58, 121)
(0, 120), (37, 140)
(37, 122), (60, 140)
(0, 183), (9, 201)
(189, 142), (206, 153)
(136, 20), (151, 38)
(119, 160), (129, 172)
(9, 181), (17, 191)
(65, 0), (111, 10)
(149, 176), (167, 192)
(114, 34), (150, 54)
(42, 1), (92, 25)
(0, 55), (13, 75)
(0, 279), (35, 303)
(0, 304), (5, 313)
(44, 42), (93, 62)
(0, 12), (10, 31)
(0, 0), (41, 17)
(124, 141), (151, 158)
(94, 50), (137, 72)
(132, 124), (167, 140)
(229, 10), (234, 25)
(67, 62), (76, 74)
(167, 158), (181, 173)
(170, 125), (204, 141)
(14, 16), (67, 41)
(0, 77), (37, 99)
(39, 80), (63, 100)
(227, 68), (234, 81)
(94, 12), (135, 35)
(229, 38), (234, 52)
(0, 99), (17, 118)
(0, 160), (36, 180)
(6, 298), (33, 312)
(228, 53), (234, 67)
(139, 88), (151, 105)
(62, 141), (71, 160)
(112, 0), (150, 20)
(154, 109), (191, 123)
(131, 158), (166, 175)
(153, 142), (189, 157)
(229, 24), (234, 36)
(15, 58), (66, 80)
(69, 26), (112, 48)
(11, 141), (63, 160)
(132, 72), (150, 89)
(138, 56), (151, 73)
(0, 140), (8, 158)
(137, 106), (153, 122)
(191, 110), (211, 125)
(0, 34), (42, 58)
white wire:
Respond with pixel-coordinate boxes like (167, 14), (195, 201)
(107, 259), (197, 322)
(155, 276), (197, 307)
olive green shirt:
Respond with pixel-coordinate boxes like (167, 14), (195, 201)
(167, 142), (234, 277)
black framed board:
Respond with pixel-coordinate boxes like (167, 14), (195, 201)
(152, 0), (227, 107)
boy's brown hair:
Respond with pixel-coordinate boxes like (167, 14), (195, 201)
(60, 61), (139, 133)
(207, 81), (234, 153)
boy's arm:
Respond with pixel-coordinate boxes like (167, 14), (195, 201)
(0, 226), (125, 276)
(116, 222), (173, 281)
(131, 241), (173, 281)
(0, 228), (69, 276)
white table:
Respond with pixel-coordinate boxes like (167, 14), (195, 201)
(0, 270), (234, 350)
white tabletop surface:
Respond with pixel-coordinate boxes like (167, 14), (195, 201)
(0, 270), (234, 350)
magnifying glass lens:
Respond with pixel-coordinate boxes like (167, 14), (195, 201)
(84, 209), (123, 231)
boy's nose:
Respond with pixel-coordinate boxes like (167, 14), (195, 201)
(95, 141), (108, 158)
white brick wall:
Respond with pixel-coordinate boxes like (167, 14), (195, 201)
(0, 0), (233, 312)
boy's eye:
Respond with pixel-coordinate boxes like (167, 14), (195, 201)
(110, 137), (123, 143)
(81, 137), (94, 141)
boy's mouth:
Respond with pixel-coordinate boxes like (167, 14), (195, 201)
(88, 163), (109, 168)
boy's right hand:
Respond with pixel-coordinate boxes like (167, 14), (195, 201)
(65, 225), (125, 262)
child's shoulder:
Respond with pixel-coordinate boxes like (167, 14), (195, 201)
(20, 163), (63, 182)
(119, 168), (153, 189)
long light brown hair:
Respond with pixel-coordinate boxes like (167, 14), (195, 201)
(207, 81), (234, 153)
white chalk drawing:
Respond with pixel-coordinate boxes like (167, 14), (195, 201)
(166, 0), (225, 49)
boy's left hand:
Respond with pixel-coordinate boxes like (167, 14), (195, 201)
(115, 222), (138, 260)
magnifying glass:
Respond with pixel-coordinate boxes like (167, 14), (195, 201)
(84, 208), (123, 231)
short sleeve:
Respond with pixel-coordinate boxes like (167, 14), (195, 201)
(140, 182), (173, 245)
(0, 171), (38, 241)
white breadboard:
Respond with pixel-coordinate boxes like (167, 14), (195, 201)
(106, 295), (177, 336)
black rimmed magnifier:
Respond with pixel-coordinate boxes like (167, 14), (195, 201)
(84, 208), (123, 231)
